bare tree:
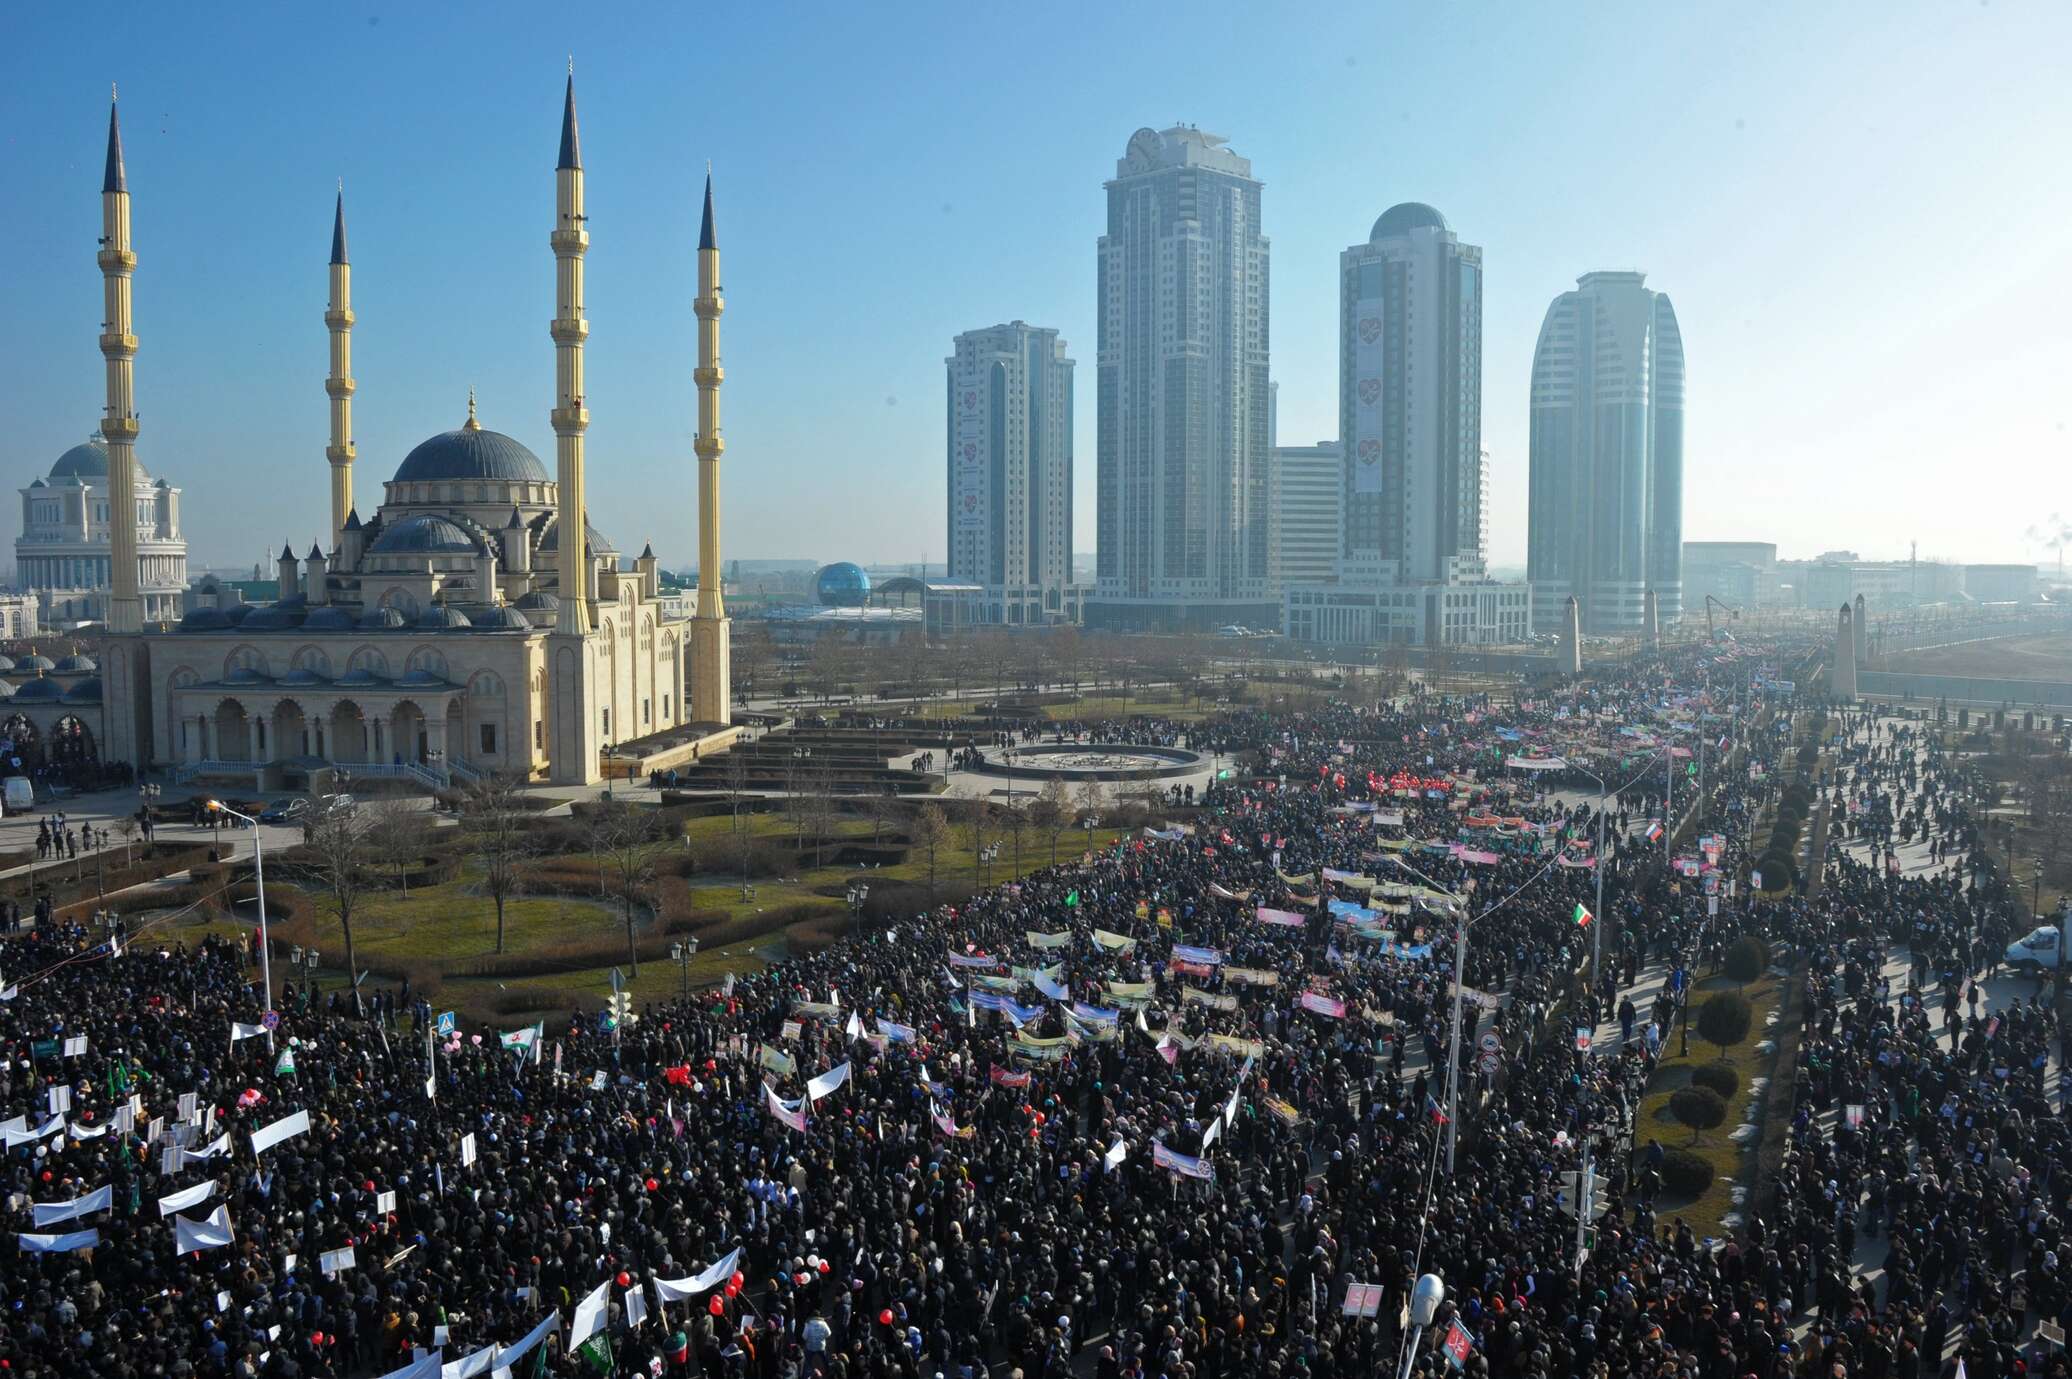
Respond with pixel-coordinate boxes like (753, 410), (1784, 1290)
(912, 804), (952, 903)
(293, 805), (376, 1006)
(1000, 798), (1028, 875)
(585, 802), (666, 977)
(463, 772), (534, 954)
(1075, 778), (1106, 834)
(363, 799), (422, 898)
(866, 789), (902, 848)
(967, 799), (993, 886)
(1034, 775), (1071, 866)
(117, 814), (139, 867)
(724, 746), (755, 884)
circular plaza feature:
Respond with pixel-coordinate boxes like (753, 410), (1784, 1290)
(969, 742), (1203, 782)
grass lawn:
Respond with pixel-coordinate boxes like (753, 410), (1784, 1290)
(1634, 971), (1782, 1241)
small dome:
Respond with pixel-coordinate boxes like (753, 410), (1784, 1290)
(513, 591), (560, 613)
(0, 656), (18, 674)
(223, 604), (255, 625)
(368, 514), (485, 556)
(16, 655), (56, 672)
(61, 677), (102, 704)
(416, 604), (473, 630)
(52, 655), (97, 674)
(304, 606), (356, 632)
(471, 605), (532, 631)
(279, 668), (330, 687)
(179, 608), (233, 632)
(1370, 202), (1450, 241)
(358, 606), (408, 630)
(336, 666), (389, 686)
(49, 439), (149, 483)
(243, 602), (308, 631)
(222, 667), (270, 686)
(0, 680), (16, 698)
(392, 427), (550, 485)
(538, 514), (614, 558)
(396, 667), (449, 687)
(10, 679), (65, 702)
(815, 562), (871, 608)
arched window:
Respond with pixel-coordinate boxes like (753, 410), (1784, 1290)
(348, 646), (390, 678)
(405, 647), (449, 679)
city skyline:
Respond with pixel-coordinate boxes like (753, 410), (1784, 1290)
(2, 3), (2067, 573)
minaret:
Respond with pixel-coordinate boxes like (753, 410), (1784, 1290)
(325, 186), (356, 553)
(99, 88), (144, 635)
(550, 69), (592, 635)
(689, 169), (732, 725)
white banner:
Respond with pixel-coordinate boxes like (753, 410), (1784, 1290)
(624, 1283), (649, 1331)
(62, 1035), (86, 1058)
(569, 1279), (610, 1349)
(805, 1061), (850, 1103)
(31, 1184), (112, 1227)
(460, 1132), (477, 1167)
(250, 1109), (310, 1156)
(1350, 292), (1386, 494)
(441, 1348), (495, 1379)
(158, 1181), (218, 1217)
(654, 1247), (741, 1303)
(1103, 1139), (1128, 1172)
(173, 1204), (234, 1253)
(321, 1245), (357, 1276)
(2, 1114), (63, 1148)
(492, 1311), (560, 1372)
(18, 1229), (98, 1253)
(377, 1351), (442, 1379)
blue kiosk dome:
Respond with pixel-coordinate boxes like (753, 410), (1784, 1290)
(814, 562), (870, 608)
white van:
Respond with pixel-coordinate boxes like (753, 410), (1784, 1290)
(2, 778), (32, 815)
(2005, 918), (2069, 971)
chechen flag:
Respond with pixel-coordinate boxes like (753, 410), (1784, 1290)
(1572, 903), (1592, 929)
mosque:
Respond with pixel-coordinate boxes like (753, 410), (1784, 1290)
(81, 76), (735, 788)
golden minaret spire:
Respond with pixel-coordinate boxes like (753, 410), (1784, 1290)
(325, 183), (356, 552)
(688, 167), (731, 725)
(99, 88), (144, 633)
(550, 69), (591, 634)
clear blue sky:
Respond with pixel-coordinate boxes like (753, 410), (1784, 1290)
(4, 1), (2068, 574)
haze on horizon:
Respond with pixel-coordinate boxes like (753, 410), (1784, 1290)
(1, 1), (2065, 574)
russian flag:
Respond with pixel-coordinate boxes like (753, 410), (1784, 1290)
(1644, 820), (1664, 843)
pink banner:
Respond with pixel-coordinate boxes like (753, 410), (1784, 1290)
(1299, 991), (1347, 1019)
(1255, 907), (1307, 928)
(1450, 847), (1501, 865)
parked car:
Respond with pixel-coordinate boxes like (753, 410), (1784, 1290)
(259, 797), (309, 824)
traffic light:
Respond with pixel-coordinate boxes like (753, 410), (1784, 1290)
(604, 992), (636, 1031)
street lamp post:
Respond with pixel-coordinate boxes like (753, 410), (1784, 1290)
(601, 742), (616, 800)
(207, 799), (273, 1019)
(669, 938), (698, 1004)
(846, 880), (871, 940)
(1397, 1274), (1446, 1379)
(1387, 854), (1476, 1172)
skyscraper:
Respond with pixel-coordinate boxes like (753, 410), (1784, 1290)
(1340, 203), (1483, 583)
(946, 321), (1076, 625)
(1526, 271), (1686, 635)
(1284, 204), (1528, 647)
(1267, 441), (1343, 595)
(1091, 126), (1273, 630)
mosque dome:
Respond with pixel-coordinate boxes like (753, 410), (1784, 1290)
(15, 655), (56, 673)
(0, 680), (15, 698)
(10, 679), (66, 703)
(514, 591), (560, 613)
(471, 605), (532, 632)
(0, 656), (19, 674)
(52, 655), (97, 674)
(815, 562), (870, 608)
(416, 604), (473, 630)
(358, 607), (408, 630)
(61, 677), (103, 704)
(392, 426), (550, 485)
(48, 439), (149, 483)
(178, 609), (232, 633)
(368, 514), (486, 556)
(304, 606), (356, 632)
(1369, 202), (1449, 241)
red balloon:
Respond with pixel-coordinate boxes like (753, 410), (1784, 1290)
(730, 1270), (745, 1289)
(709, 1296), (726, 1316)
(727, 1279), (742, 1297)
(878, 1309), (894, 1327)
(816, 1260), (831, 1275)
(644, 1177), (659, 1192)
(616, 1271), (631, 1289)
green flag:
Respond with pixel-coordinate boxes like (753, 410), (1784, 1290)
(1065, 890), (1079, 908)
(276, 1046), (296, 1076)
(575, 1333), (612, 1376)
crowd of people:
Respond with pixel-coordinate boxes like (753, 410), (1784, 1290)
(0, 643), (2065, 1379)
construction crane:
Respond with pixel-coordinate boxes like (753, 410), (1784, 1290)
(1704, 595), (1741, 643)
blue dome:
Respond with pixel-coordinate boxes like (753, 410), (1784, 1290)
(358, 607), (408, 630)
(222, 604), (255, 625)
(16, 656), (55, 672)
(1369, 202), (1449, 241)
(392, 427), (549, 485)
(368, 514), (485, 556)
(48, 440), (148, 483)
(0, 680), (15, 698)
(514, 591), (560, 613)
(815, 562), (870, 608)
(62, 677), (102, 704)
(52, 655), (96, 674)
(416, 604), (473, 630)
(304, 606), (356, 632)
(179, 608), (232, 632)
(243, 602), (308, 631)
(471, 605), (532, 631)
(337, 666), (390, 686)
(10, 679), (65, 702)
(0, 657), (15, 674)
(280, 668), (330, 686)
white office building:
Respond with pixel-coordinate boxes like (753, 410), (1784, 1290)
(946, 322), (1079, 625)
(1268, 442), (1343, 595)
(1091, 126), (1274, 631)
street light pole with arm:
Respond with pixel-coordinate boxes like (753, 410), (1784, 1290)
(207, 799), (273, 1019)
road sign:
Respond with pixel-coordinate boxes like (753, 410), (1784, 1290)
(261, 1010), (279, 1031)
(1478, 1031), (1500, 1053)
(436, 1011), (456, 1038)
(1477, 1051), (1501, 1076)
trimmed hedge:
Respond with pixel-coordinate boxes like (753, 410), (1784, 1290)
(1689, 1062), (1740, 1100)
(1670, 1085), (1727, 1140)
(1723, 935), (1769, 983)
(1697, 991), (1753, 1054)
(1659, 1148), (1715, 1198)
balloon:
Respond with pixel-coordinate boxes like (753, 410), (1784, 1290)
(644, 1177), (658, 1192)
(731, 1270), (745, 1289)
(728, 1279), (742, 1296)
(879, 1310), (895, 1326)
(709, 1296), (726, 1316)
(616, 1271), (631, 1289)
(817, 1260), (830, 1275)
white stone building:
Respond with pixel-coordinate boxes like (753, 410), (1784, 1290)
(17, 440), (186, 625)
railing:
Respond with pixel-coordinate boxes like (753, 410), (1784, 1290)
(446, 757), (483, 787)
(334, 762), (449, 790)
(174, 760), (258, 781)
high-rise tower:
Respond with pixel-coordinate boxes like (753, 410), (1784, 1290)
(945, 321), (1075, 625)
(1526, 271), (1686, 635)
(99, 90), (143, 636)
(689, 172), (731, 724)
(325, 188), (356, 552)
(1090, 126), (1273, 631)
(550, 71), (592, 636)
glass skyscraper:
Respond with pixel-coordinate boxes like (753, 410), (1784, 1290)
(1526, 271), (1686, 635)
(945, 322), (1075, 625)
(1091, 126), (1273, 630)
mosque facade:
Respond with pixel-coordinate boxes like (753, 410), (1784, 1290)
(82, 77), (734, 788)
